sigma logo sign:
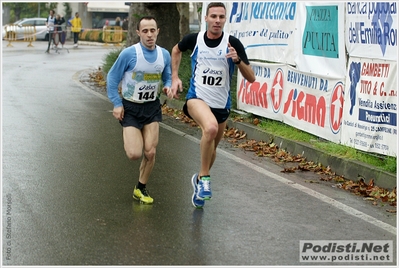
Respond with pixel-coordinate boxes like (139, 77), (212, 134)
(282, 79), (344, 134)
(271, 68), (284, 113)
(237, 66), (279, 110)
(329, 81), (344, 134)
(283, 86), (328, 128)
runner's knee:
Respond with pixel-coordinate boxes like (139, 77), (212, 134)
(143, 147), (156, 162)
(125, 149), (142, 161)
(202, 123), (219, 140)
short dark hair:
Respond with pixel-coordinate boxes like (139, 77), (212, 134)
(137, 16), (158, 30)
(206, 2), (226, 15)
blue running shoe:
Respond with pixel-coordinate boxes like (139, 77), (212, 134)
(191, 173), (205, 208)
(197, 176), (212, 200)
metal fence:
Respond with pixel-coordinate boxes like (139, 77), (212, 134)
(3, 24), (37, 47)
(102, 26), (123, 46)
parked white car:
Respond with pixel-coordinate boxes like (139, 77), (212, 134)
(2, 18), (49, 41)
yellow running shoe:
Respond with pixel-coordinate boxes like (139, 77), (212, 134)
(133, 186), (154, 204)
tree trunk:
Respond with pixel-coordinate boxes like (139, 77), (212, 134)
(176, 3), (189, 40)
(195, 3), (203, 26)
(127, 3), (149, 47)
(14, 7), (22, 21)
(127, 3), (180, 52)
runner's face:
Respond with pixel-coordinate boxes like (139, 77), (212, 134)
(137, 19), (159, 50)
(205, 7), (226, 37)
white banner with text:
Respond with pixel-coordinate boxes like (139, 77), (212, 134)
(340, 57), (397, 156)
(345, 2), (398, 61)
(237, 61), (344, 143)
(223, 2), (297, 65)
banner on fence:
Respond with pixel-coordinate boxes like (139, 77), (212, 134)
(237, 62), (344, 143)
(223, 2), (297, 65)
(237, 62), (286, 121)
(201, 1), (398, 156)
(283, 65), (344, 143)
(345, 2), (398, 61)
(341, 57), (397, 156)
(294, 2), (347, 78)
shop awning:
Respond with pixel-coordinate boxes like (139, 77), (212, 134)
(87, 2), (130, 13)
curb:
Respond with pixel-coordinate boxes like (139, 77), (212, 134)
(159, 95), (397, 190)
(77, 41), (124, 47)
(228, 120), (396, 190)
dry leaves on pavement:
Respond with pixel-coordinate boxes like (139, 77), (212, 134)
(88, 67), (106, 86)
(223, 125), (396, 210)
(161, 105), (396, 211)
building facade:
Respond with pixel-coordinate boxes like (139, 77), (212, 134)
(54, 2), (200, 31)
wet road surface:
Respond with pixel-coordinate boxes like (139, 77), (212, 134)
(2, 41), (396, 265)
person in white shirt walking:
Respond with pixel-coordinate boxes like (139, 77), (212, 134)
(45, 9), (55, 53)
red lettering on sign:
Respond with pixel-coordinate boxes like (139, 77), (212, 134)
(283, 89), (326, 127)
(237, 79), (269, 108)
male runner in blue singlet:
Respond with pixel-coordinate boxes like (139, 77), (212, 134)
(107, 16), (172, 204)
(170, 2), (256, 208)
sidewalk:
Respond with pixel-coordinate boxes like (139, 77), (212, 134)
(1, 39), (120, 50)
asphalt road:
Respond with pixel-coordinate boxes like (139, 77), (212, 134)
(2, 40), (397, 266)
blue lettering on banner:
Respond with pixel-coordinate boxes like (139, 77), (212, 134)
(252, 66), (271, 78)
(229, 2), (296, 23)
(358, 98), (373, 109)
(347, 2), (397, 55)
(368, 2), (397, 20)
(286, 70), (319, 90)
(373, 100), (397, 110)
(358, 109), (397, 126)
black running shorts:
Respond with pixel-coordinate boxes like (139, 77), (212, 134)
(120, 98), (162, 129)
(183, 101), (230, 124)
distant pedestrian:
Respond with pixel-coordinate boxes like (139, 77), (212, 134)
(55, 14), (65, 32)
(122, 17), (129, 31)
(45, 9), (55, 53)
(53, 14), (65, 48)
(70, 12), (82, 48)
(115, 17), (121, 27)
(102, 20), (110, 42)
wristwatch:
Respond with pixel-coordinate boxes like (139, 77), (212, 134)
(234, 57), (241, 65)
